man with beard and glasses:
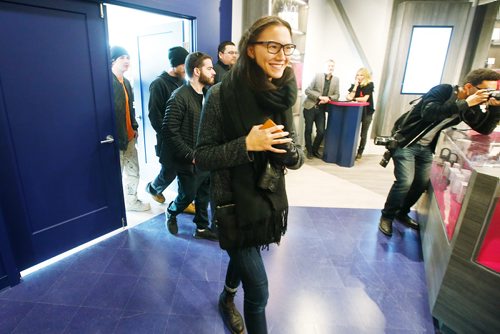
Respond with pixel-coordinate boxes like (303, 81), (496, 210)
(161, 52), (218, 241)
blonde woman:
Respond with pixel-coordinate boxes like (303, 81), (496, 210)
(346, 68), (374, 160)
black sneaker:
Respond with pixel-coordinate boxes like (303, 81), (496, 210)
(355, 153), (362, 160)
(306, 152), (313, 159)
(379, 217), (393, 236)
(193, 228), (218, 241)
(313, 151), (322, 159)
(396, 214), (419, 230)
(165, 213), (178, 235)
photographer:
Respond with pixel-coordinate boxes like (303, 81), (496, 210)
(379, 68), (500, 237)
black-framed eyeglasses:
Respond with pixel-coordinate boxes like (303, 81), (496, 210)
(252, 41), (296, 56)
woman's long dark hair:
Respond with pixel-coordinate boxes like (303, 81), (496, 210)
(232, 16), (295, 91)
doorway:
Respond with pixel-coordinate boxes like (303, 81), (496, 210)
(105, 4), (193, 225)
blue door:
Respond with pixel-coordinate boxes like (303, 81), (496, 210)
(0, 0), (125, 270)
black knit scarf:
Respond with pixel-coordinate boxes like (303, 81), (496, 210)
(219, 67), (297, 247)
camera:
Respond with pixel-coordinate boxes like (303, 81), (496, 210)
(485, 88), (500, 100)
(374, 136), (399, 150)
(379, 150), (392, 168)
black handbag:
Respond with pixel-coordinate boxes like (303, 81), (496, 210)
(257, 161), (283, 192)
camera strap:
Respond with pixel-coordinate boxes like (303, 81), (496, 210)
(400, 122), (436, 148)
(397, 97), (422, 129)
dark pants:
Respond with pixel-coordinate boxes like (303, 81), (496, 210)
(225, 247), (268, 334)
(382, 144), (433, 219)
(148, 164), (176, 195)
(303, 107), (325, 153)
(357, 113), (373, 155)
(167, 170), (210, 229)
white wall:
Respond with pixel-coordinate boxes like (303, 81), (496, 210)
(303, 0), (392, 105)
(231, 0), (243, 43)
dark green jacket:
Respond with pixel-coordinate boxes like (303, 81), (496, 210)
(112, 74), (138, 150)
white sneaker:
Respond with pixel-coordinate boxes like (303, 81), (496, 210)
(126, 200), (151, 212)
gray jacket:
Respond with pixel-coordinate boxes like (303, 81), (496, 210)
(303, 73), (339, 110)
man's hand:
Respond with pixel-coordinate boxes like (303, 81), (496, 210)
(318, 96), (330, 104)
(466, 89), (492, 107)
(487, 97), (500, 107)
(245, 124), (292, 153)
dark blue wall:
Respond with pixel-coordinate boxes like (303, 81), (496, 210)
(220, 0), (232, 42)
(0, 207), (20, 289)
(0, 0), (232, 289)
(109, 0), (232, 61)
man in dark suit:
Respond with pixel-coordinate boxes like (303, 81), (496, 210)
(302, 59), (340, 159)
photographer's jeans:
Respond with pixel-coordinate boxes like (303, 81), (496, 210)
(382, 144), (433, 219)
(225, 247), (269, 334)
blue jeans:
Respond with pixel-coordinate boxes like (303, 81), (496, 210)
(225, 247), (268, 334)
(303, 107), (325, 153)
(382, 144), (433, 219)
(167, 170), (210, 229)
(148, 164), (176, 195)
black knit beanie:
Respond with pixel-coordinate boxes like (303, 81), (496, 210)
(168, 46), (189, 67)
(110, 46), (129, 62)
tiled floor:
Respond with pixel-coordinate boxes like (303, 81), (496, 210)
(0, 139), (437, 333)
(0, 206), (435, 333)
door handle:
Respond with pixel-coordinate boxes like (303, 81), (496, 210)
(100, 135), (114, 144)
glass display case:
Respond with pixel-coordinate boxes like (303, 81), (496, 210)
(476, 193), (500, 273)
(418, 127), (500, 333)
(430, 128), (500, 240)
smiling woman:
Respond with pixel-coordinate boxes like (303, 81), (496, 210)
(195, 16), (305, 334)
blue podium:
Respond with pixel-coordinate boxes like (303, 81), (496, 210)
(323, 101), (368, 167)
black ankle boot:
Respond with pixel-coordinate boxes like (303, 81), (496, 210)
(219, 289), (244, 334)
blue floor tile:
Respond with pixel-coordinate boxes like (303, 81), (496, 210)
(165, 315), (217, 334)
(124, 277), (177, 313)
(81, 273), (137, 310)
(63, 306), (121, 333)
(12, 303), (78, 334)
(0, 300), (35, 333)
(0, 207), (436, 333)
(38, 270), (100, 306)
(114, 310), (168, 334)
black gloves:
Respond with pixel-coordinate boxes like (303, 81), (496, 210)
(269, 142), (300, 167)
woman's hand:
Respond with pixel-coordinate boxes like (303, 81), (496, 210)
(245, 124), (292, 153)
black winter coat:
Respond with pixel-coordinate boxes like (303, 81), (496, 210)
(148, 72), (184, 156)
(160, 82), (204, 172)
